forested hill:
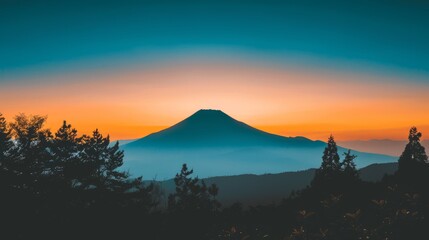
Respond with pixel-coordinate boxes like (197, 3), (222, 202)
(153, 162), (398, 206)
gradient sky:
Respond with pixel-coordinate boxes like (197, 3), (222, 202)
(1, 0), (429, 141)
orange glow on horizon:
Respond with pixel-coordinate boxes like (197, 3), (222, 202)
(1, 60), (429, 141)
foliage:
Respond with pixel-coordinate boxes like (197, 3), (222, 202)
(214, 128), (429, 240)
(164, 164), (221, 239)
(397, 126), (429, 188)
(1, 113), (429, 239)
(312, 135), (360, 192)
(318, 135), (341, 176)
(341, 149), (358, 179)
(168, 163), (220, 213)
(0, 113), (156, 239)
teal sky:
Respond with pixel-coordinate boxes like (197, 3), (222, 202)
(1, 0), (428, 82)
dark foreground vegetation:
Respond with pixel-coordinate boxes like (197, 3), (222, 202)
(0, 113), (428, 239)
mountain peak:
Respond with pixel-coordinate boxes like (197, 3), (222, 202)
(181, 109), (238, 128)
(189, 109), (230, 120)
(192, 109), (227, 116)
(197, 109), (222, 112)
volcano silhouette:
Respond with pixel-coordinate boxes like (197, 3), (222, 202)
(122, 109), (395, 179)
(126, 109), (318, 148)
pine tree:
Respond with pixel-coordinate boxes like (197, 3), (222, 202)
(80, 129), (130, 192)
(51, 121), (82, 188)
(166, 164), (220, 239)
(318, 135), (341, 176)
(9, 114), (53, 192)
(341, 150), (359, 179)
(399, 127), (428, 165)
(397, 127), (429, 186)
(311, 135), (342, 190)
(0, 113), (14, 190)
(168, 164), (199, 212)
(0, 113), (13, 161)
(103, 140), (128, 191)
(168, 164), (219, 213)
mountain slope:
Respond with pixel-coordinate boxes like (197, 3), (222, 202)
(122, 109), (396, 179)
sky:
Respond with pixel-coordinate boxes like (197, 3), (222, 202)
(1, 0), (429, 141)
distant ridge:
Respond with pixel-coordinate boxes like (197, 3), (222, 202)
(339, 139), (429, 157)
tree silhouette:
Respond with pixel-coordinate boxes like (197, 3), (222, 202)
(51, 121), (82, 189)
(166, 164), (220, 240)
(3, 112), (429, 239)
(168, 164), (219, 213)
(397, 127), (429, 187)
(79, 129), (129, 191)
(0, 114), (161, 239)
(312, 135), (341, 188)
(9, 114), (53, 193)
(320, 135), (341, 174)
(399, 127), (428, 165)
(341, 149), (358, 179)
(0, 113), (13, 161)
(0, 113), (14, 191)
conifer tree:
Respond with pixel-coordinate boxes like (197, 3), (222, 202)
(397, 127), (429, 186)
(168, 164), (219, 213)
(0, 113), (14, 190)
(166, 165), (220, 240)
(311, 135), (343, 190)
(168, 164), (199, 212)
(0, 113), (13, 161)
(79, 129), (144, 199)
(318, 135), (341, 176)
(80, 129), (129, 191)
(9, 114), (53, 192)
(399, 127), (428, 165)
(51, 121), (82, 188)
(341, 149), (359, 179)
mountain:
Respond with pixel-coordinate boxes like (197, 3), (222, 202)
(126, 109), (320, 148)
(122, 109), (396, 179)
(153, 162), (398, 206)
